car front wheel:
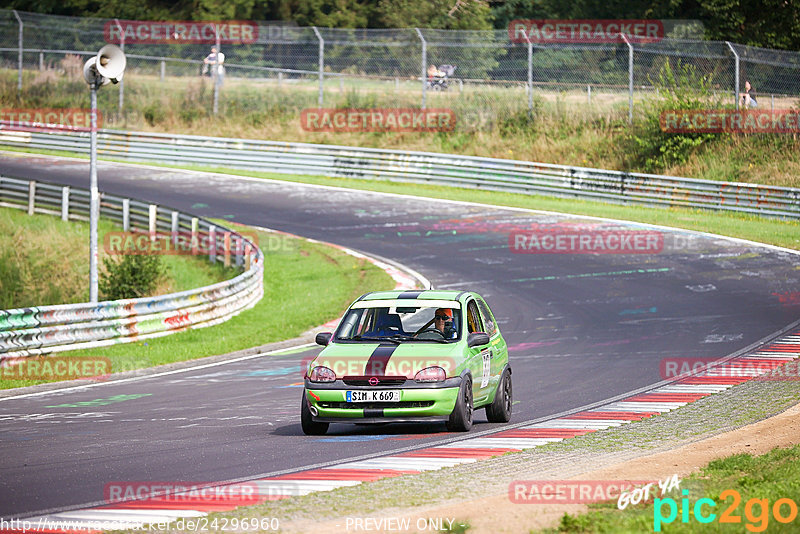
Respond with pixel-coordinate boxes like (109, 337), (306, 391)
(446, 377), (473, 432)
(301, 391), (329, 435)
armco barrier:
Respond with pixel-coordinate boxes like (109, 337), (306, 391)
(1, 126), (798, 219)
(0, 175), (263, 361)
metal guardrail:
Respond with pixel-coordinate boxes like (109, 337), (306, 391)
(1, 126), (799, 219)
(0, 175), (263, 360)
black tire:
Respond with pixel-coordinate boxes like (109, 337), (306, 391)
(301, 391), (329, 435)
(446, 376), (473, 432)
(486, 368), (513, 423)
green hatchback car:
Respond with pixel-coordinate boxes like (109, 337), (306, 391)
(302, 290), (512, 435)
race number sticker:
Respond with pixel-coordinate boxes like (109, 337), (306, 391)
(480, 349), (492, 388)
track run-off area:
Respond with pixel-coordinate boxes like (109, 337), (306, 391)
(1, 153), (799, 522)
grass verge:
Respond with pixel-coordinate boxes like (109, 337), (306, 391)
(0, 225), (395, 389)
(0, 206), (232, 309)
(547, 445), (800, 533)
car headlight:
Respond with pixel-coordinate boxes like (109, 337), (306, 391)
(414, 366), (446, 383)
(309, 365), (336, 383)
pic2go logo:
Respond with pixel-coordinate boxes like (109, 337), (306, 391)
(654, 489), (799, 532)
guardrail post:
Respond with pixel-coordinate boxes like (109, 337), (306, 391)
(312, 26), (324, 106)
(122, 198), (130, 231)
(223, 231), (231, 267)
(191, 217), (199, 255)
(27, 180), (35, 215)
(13, 10), (22, 93)
(160, 60), (165, 81)
(621, 35), (634, 124)
(726, 42), (740, 111)
(171, 210), (179, 246)
(234, 235), (243, 267)
(209, 225), (217, 263)
(244, 242), (252, 270)
(415, 28), (427, 110)
(61, 186), (70, 221)
(148, 204), (157, 239)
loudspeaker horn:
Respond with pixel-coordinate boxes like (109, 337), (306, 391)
(95, 44), (127, 84)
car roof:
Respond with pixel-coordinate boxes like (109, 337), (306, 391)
(357, 290), (473, 303)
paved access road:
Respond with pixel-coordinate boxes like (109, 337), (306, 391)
(1, 154), (798, 517)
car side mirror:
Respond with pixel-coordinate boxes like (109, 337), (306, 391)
(315, 332), (332, 346)
(467, 332), (490, 347)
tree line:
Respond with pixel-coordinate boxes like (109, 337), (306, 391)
(7, 0), (800, 50)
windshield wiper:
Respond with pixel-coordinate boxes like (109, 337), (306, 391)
(351, 335), (401, 344)
(412, 337), (450, 343)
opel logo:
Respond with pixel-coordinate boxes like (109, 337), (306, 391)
(368, 376), (379, 386)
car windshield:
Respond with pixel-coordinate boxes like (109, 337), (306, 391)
(335, 302), (461, 343)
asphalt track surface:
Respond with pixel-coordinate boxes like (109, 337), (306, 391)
(1, 153), (799, 518)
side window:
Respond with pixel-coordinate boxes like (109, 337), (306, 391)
(466, 300), (484, 334)
(476, 299), (496, 336)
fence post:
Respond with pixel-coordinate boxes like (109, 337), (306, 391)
(114, 19), (125, 116)
(312, 26), (324, 106)
(39, 52), (44, 71)
(223, 231), (231, 267)
(415, 28), (427, 110)
(148, 204), (158, 240)
(209, 225), (217, 263)
(61, 186), (70, 221)
(27, 180), (35, 215)
(171, 210), (179, 246)
(213, 28), (221, 115)
(622, 34), (634, 124)
(524, 34), (533, 115)
(160, 60), (165, 81)
(191, 217), (199, 255)
(587, 84), (591, 104)
(725, 42), (740, 111)
(122, 198), (130, 231)
(13, 10), (22, 93)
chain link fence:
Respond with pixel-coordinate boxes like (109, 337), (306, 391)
(0, 9), (799, 132)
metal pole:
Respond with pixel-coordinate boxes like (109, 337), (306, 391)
(213, 27), (220, 115)
(89, 84), (99, 303)
(13, 10), (22, 93)
(525, 35), (533, 115)
(115, 19), (124, 116)
(415, 28), (427, 110)
(312, 26), (324, 106)
(726, 42), (740, 111)
(160, 60), (165, 81)
(622, 35), (633, 124)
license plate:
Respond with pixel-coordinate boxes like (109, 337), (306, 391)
(346, 390), (401, 402)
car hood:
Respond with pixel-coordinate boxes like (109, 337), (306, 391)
(308, 342), (464, 379)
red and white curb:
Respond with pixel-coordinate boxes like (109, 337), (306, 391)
(15, 331), (800, 532)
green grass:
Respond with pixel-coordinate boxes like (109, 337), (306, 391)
(544, 445), (800, 533)
(0, 226), (395, 389)
(0, 206), (231, 308)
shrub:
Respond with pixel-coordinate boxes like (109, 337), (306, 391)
(625, 60), (723, 172)
(99, 254), (166, 301)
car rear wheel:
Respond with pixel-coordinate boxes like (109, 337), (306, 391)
(486, 368), (512, 423)
(446, 377), (473, 432)
(301, 391), (329, 435)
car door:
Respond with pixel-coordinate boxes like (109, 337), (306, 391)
(465, 298), (492, 403)
(476, 297), (507, 392)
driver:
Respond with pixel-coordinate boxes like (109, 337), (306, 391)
(433, 308), (457, 339)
